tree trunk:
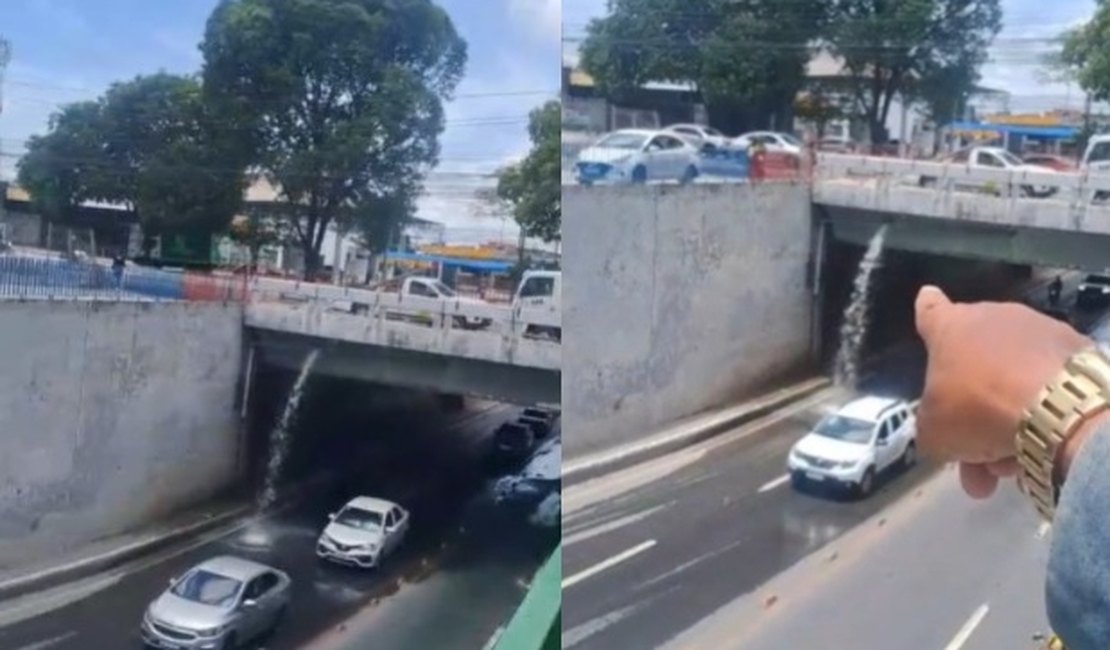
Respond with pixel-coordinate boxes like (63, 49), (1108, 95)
(301, 241), (320, 280)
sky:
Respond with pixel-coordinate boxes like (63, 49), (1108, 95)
(562, 0), (1100, 113)
(0, 0), (560, 244)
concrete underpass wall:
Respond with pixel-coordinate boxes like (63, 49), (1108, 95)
(0, 300), (243, 569)
(564, 183), (815, 457)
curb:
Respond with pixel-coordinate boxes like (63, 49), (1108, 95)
(0, 503), (251, 603)
(0, 472), (336, 603)
(563, 377), (833, 485)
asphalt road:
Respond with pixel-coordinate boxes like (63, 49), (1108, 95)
(562, 276), (1109, 650)
(562, 383), (933, 650)
(661, 466), (1052, 650)
(0, 403), (555, 650)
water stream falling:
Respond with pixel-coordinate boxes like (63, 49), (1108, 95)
(239, 348), (320, 549)
(833, 225), (888, 389)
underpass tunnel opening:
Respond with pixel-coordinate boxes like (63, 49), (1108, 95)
(819, 236), (1033, 398)
(241, 360), (515, 536)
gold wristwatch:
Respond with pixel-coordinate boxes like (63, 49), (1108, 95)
(1016, 346), (1110, 521)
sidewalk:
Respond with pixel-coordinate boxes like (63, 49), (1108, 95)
(564, 377), (833, 483)
(0, 470), (337, 604)
(0, 495), (251, 603)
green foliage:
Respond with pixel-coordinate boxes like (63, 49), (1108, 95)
(18, 74), (245, 245)
(18, 101), (109, 221)
(579, 0), (825, 132)
(200, 0), (467, 275)
(825, 0), (1001, 143)
(497, 101), (560, 243)
(1058, 4), (1110, 102)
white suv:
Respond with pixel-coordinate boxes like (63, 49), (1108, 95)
(787, 396), (917, 497)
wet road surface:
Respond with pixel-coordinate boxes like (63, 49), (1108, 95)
(562, 383), (933, 650)
(663, 467), (1052, 650)
(0, 404), (555, 650)
(561, 275), (1109, 649)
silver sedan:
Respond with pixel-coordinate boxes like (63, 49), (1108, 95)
(141, 555), (291, 650)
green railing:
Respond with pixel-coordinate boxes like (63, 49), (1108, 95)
(490, 545), (561, 650)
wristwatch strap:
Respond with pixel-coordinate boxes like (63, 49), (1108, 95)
(1016, 346), (1110, 521)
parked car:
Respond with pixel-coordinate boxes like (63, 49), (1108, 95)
(920, 146), (1058, 197)
(517, 406), (559, 439)
(141, 556), (291, 650)
(575, 129), (700, 185)
(787, 396), (916, 497)
(818, 136), (853, 153)
(662, 123), (730, 149)
(1077, 274), (1110, 309)
(493, 436), (561, 528)
(316, 496), (410, 569)
(491, 422), (536, 467)
(733, 131), (803, 156)
(1022, 153), (1076, 172)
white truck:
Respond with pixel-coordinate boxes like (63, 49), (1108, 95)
(385, 276), (492, 330)
(513, 270), (561, 342)
(918, 146), (1057, 197)
(1081, 135), (1110, 202)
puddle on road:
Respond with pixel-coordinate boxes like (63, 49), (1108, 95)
(834, 225), (887, 389)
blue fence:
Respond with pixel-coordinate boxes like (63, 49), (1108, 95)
(0, 256), (185, 300)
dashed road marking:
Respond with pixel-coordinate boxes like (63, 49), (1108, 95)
(757, 474), (790, 494)
(943, 603), (990, 650)
(563, 540), (657, 589)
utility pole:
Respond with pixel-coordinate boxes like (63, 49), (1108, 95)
(0, 39), (11, 228)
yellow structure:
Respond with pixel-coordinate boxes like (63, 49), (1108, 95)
(983, 113), (1065, 127)
(418, 244), (504, 260)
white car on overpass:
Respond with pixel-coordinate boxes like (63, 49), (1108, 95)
(662, 123), (731, 149)
(787, 396), (917, 497)
(733, 131), (803, 155)
(575, 129), (700, 185)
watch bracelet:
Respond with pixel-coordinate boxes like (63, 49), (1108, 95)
(1016, 346), (1110, 520)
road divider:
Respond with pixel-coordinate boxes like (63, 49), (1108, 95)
(564, 377), (833, 484)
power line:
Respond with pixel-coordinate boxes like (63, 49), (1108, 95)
(4, 77), (557, 101)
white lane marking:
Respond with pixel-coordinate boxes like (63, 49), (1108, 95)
(13, 631), (77, 650)
(562, 540), (657, 589)
(943, 603), (990, 650)
(564, 504), (670, 546)
(757, 474), (790, 494)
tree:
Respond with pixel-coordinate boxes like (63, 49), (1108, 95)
(914, 58), (983, 154)
(497, 101), (560, 245)
(101, 74), (248, 252)
(18, 101), (112, 228)
(200, 0), (467, 277)
(18, 74), (247, 257)
(794, 86), (850, 138)
(1057, 8), (1110, 101)
(825, 0), (1001, 144)
(579, 0), (825, 134)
